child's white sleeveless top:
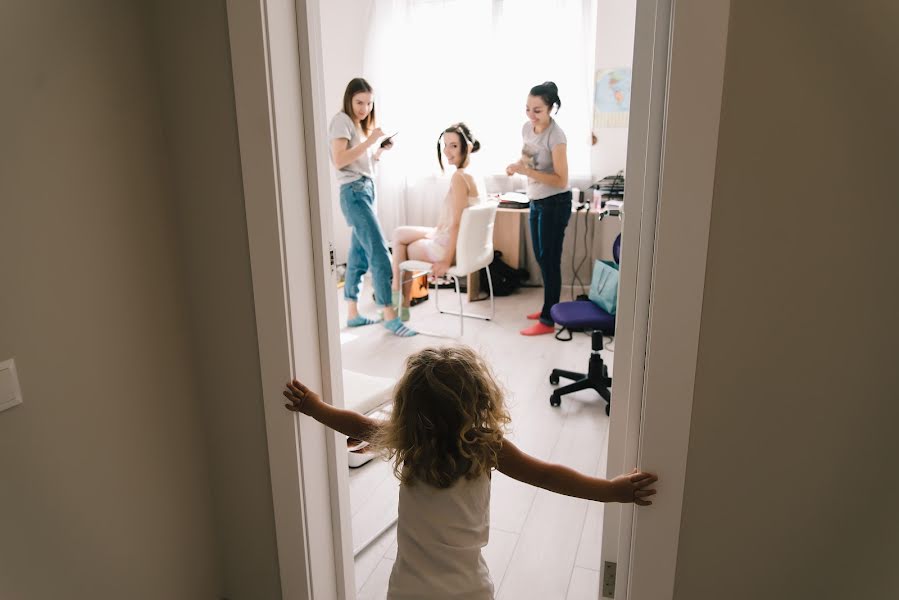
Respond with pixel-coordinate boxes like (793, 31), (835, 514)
(388, 473), (494, 599)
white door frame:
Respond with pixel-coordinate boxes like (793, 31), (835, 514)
(226, 0), (730, 597)
(604, 0), (731, 598)
(600, 0), (676, 594)
(226, 0), (352, 598)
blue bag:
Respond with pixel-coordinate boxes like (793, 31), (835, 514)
(588, 259), (619, 315)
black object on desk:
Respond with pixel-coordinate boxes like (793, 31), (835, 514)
(594, 170), (625, 197)
(496, 192), (529, 210)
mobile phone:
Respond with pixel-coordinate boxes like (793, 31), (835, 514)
(380, 131), (399, 148)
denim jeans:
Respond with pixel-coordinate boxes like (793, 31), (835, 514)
(529, 191), (572, 325)
(339, 176), (393, 306)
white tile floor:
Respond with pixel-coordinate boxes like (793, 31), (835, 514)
(338, 282), (613, 599)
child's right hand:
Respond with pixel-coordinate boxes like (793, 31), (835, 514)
(283, 379), (321, 415)
(607, 468), (658, 506)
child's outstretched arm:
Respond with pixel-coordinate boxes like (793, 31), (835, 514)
(283, 379), (382, 442)
(496, 439), (658, 505)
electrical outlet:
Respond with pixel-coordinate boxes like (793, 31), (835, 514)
(602, 560), (617, 598)
(0, 358), (23, 412)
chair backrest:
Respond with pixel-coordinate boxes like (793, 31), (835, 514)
(453, 201), (498, 275)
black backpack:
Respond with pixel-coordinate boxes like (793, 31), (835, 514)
(480, 251), (528, 297)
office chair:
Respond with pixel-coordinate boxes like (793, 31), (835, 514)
(398, 201), (498, 336)
(548, 234), (621, 415)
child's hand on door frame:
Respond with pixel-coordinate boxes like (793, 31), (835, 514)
(606, 468), (658, 506)
(283, 379), (321, 414)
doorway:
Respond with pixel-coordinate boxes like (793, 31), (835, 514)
(320, 1), (630, 598)
(226, 0), (731, 597)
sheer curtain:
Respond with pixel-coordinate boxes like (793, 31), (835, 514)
(365, 0), (596, 233)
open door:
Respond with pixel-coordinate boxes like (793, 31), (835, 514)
(601, 0), (730, 598)
(227, 0), (354, 597)
(227, 0), (730, 597)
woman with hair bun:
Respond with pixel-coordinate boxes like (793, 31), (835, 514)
(389, 122), (482, 321)
(506, 81), (571, 336)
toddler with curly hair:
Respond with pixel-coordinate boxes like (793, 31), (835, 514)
(284, 346), (657, 599)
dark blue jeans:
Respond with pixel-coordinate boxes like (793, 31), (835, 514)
(529, 191), (572, 325)
(339, 176), (393, 306)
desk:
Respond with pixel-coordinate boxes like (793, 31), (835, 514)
(492, 206), (531, 270)
(468, 204), (620, 301)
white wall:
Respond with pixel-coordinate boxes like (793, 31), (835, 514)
(673, 2), (899, 598)
(0, 2), (219, 597)
(591, 0), (637, 180)
(320, 0), (374, 264)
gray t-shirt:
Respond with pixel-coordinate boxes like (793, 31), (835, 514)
(328, 111), (374, 185)
(520, 119), (568, 200)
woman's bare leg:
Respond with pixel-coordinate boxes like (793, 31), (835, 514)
(391, 226), (433, 292)
(403, 240), (437, 307)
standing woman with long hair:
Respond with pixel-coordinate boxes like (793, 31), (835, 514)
(506, 81), (571, 336)
(329, 78), (416, 337)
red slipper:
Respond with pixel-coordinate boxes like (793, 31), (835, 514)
(526, 310), (542, 320)
(520, 322), (555, 336)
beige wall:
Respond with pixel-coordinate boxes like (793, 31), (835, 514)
(0, 1), (279, 598)
(0, 1), (219, 598)
(674, 2), (899, 598)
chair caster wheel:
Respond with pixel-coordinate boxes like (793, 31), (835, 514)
(549, 374), (560, 385)
(550, 394), (561, 407)
(605, 403), (611, 416)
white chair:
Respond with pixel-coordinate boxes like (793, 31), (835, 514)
(399, 201), (498, 336)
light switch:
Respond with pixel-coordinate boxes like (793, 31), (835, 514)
(0, 358), (23, 412)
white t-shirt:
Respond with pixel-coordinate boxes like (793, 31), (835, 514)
(328, 111), (374, 185)
(388, 474), (494, 599)
(520, 119), (568, 200)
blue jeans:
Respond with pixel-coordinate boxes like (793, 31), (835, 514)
(339, 177), (393, 306)
(529, 191), (572, 325)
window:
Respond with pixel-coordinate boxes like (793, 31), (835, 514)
(364, 0), (596, 227)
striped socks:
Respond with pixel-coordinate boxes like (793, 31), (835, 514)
(347, 314), (381, 328)
(383, 318), (417, 337)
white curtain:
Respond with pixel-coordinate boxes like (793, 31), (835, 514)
(364, 0), (597, 234)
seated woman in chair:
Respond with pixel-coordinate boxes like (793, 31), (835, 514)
(390, 123), (482, 320)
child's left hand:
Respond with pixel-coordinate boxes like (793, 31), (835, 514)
(283, 379), (321, 414)
(607, 468), (659, 506)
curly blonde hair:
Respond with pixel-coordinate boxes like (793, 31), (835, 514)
(371, 346), (511, 488)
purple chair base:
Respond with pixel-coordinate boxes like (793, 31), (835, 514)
(548, 301), (615, 414)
